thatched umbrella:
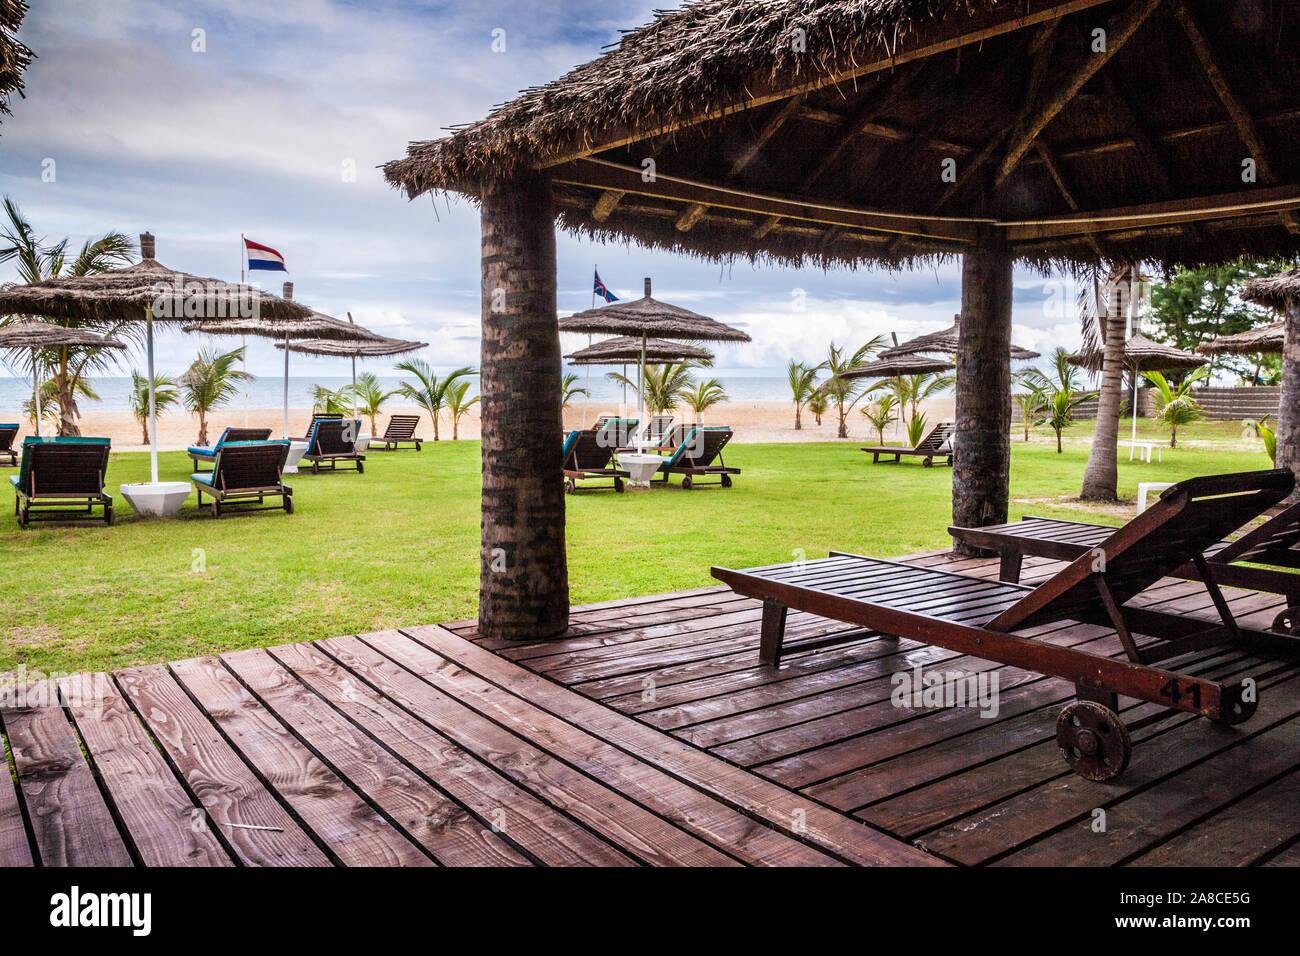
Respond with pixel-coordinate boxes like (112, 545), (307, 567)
(564, 333), (714, 427)
(1067, 333), (1209, 373)
(559, 278), (749, 448)
(1, 0), (32, 121)
(0, 320), (126, 437)
(882, 315), (1040, 361)
(1243, 267), (1300, 314)
(1196, 322), (1286, 356)
(275, 325), (427, 419)
(186, 284), (384, 438)
(0, 233), (310, 483)
(842, 353), (955, 444)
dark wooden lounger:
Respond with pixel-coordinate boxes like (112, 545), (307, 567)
(187, 427), (273, 471)
(369, 414), (423, 451)
(656, 425), (739, 489)
(563, 425), (630, 493)
(863, 420), (955, 467)
(0, 424), (18, 468)
(191, 441), (293, 518)
(9, 437), (113, 528)
(302, 419), (365, 473)
(951, 502), (1300, 635)
(290, 413), (344, 442)
(713, 470), (1299, 781)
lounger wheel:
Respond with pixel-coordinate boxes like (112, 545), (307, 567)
(1271, 607), (1300, 637)
(721, 474), (732, 488)
(681, 475), (693, 490)
(1056, 700), (1131, 782)
(564, 478), (577, 495)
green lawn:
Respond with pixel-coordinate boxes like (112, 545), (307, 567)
(0, 422), (1273, 674)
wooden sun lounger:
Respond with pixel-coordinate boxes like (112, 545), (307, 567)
(9, 437), (113, 528)
(656, 425), (739, 489)
(369, 414), (423, 451)
(950, 501), (1300, 635)
(290, 413), (344, 442)
(190, 441), (293, 518)
(0, 424), (18, 468)
(563, 426), (630, 493)
(863, 420), (955, 467)
(713, 470), (1299, 781)
(187, 427), (273, 471)
(302, 419), (365, 473)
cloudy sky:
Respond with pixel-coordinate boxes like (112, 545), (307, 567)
(0, 0), (1084, 376)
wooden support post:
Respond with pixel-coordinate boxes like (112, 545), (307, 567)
(1277, 296), (1300, 498)
(478, 169), (570, 641)
(952, 226), (1012, 554)
(759, 599), (788, 667)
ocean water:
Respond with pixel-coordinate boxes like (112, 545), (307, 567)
(0, 370), (796, 413)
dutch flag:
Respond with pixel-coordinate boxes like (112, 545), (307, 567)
(243, 237), (287, 272)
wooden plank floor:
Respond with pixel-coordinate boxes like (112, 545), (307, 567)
(4, 550), (1297, 866)
(449, 551), (1300, 867)
(0, 624), (933, 867)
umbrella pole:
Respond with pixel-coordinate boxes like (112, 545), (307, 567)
(31, 348), (40, 438)
(580, 333), (591, 429)
(145, 305), (159, 483)
(242, 334), (249, 427)
(283, 333), (290, 440)
(351, 355), (357, 420)
(1129, 265), (1139, 450)
(638, 331), (647, 451)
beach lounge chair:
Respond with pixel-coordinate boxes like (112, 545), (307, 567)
(562, 426), (630, 493)
(191, 441), (293, 518)
(9, 436), (113, 528)
(291, 413), (344, 441)
(0, 424), (18, 467)
(642, 414), (674, 444)
(713, 470), (1298, 781)
(950, 498), (1300, 636)
(302, 418), (365, 473)
(863, 420), (955, 467)
(187, 426), (273, 471)
(657, 425), (739, 489)
(368, 414), (423, 451)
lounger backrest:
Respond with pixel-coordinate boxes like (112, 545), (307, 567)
(307, 419), (360, 455)
(0, 424), (17, 452)
(565, 429), (616, 471)
(383, 414), (421, 440)
(917, 421), (955, 453)
(664, 426), (731, 466)
(221, 427), (272, 444)
(644, 415), (673, 442)
(212, 441), (290, 490)
(17, 437), (111, 495)
(990, 469), (1296, 632)
(1212, 497), (1300, 567)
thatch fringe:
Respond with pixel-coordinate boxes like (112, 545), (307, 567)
(1243, 267), (1300, 313)
(1196, 321), (1285, 356)
(564, 335), (714, 365)
(0, 318), (127, 350)
(275, 337), (427, 357)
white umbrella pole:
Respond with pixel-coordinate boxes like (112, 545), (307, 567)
(145, 306), (159, 483)
(31, 348), (40, 438)
(283, 333), (290, 439)
(638, 330), (647, 452)
(242, 334), (249, 427)
(1128, 264), (1139, 450)
(351, 355), (357, 419)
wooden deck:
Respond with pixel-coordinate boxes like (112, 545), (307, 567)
(2, 550), (1298, 866)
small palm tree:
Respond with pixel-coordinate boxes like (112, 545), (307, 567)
(180, 346), (251, 446)
(807, 390), (827, 426)
(861, 393), (899, 445)
(905, 409), (930, 447)
(1243, 414), (1278, 464)
(819, 338), (885, 438)
(129, 370), (180, 444)
(787, 359), (824, 430)
(447, 379), (480, 439)
(1013, 367), (1049, 442)
(395, 360), (476, 441)
(607, 362), (696, 415)
(1036, 386), (1096, 453)
(22, 377), (70, 432)
(352, 371), (399, 434)
(560, 372), (586, 409)
(312, 384), (350, 416)
(1144, 367), (1208, 448)
(681, 378), (727, 423)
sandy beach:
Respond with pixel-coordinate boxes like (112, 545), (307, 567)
(47, 398), (958, 452)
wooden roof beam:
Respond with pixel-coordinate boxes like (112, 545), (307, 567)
(1034, 140), (1109, 261)
(994, 0), (1165, 186)
(592, 190), (625, 221)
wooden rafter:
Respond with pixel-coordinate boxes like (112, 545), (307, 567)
(1035, 140), (1109, 261)
(674, 94), (805, 232)
(592, 190), (625, 222)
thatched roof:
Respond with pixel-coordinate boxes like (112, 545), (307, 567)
(185, 278), (383, 342)
(0, 319), (127, 350)
(0, 0), (32, 120)
(565, 335), (713, 365)
(275, 336), (427, 358)
(1242, 267), (1300, 313)
(385, 0), (1300, 271)
(1068, 332), (1208, 373)
(1196, 321), (1285, 356)
(558, 278), (751, 342)
(0, 234), (312, 324)
(843, 353), (955, 379)
(883, 316), (1040, 360)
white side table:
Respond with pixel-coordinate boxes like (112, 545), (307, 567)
(1122, 440), (1163, 463)
(620, 453), (663, 489)
(1137, 481), (1175, 513)
(282, 440), (310, 475)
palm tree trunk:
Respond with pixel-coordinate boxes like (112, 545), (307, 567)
(794, 404), (802, 430)
(1276, 296), (1300, 500)
(1080, 306), (1128, 500)
(197, 410), (208, 447)
(477, 169), (569, 641)
(952, 229), (1012, 552)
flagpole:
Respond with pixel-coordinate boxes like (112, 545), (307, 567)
(240, 234), (249, 427)
(581, 265), (595, 429)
